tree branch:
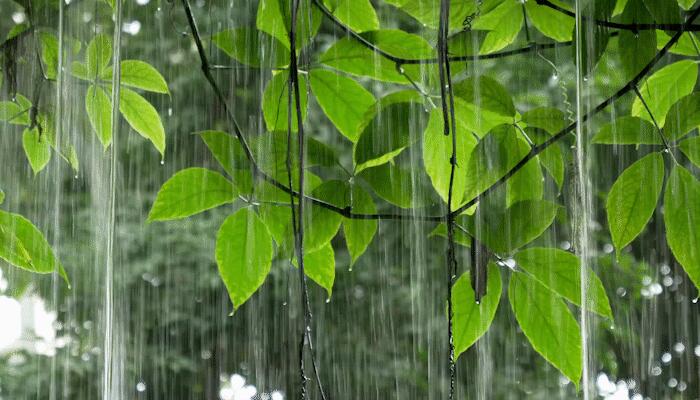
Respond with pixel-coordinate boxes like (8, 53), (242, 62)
(450, 6), (700, 217)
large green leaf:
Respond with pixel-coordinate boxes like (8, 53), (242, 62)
(664, 166), (700, 290)
(618, 0), (656, 80)
(343, 185), (377, 265)
(606, 152), (664, 252)
(528, 128), (564, 189)
(384, 0), (477, 30)
(422, 108), (478, 208)
(86, 85), (113, 149)
(0, 210), (66, 283)
(453, 263), (501, 358)
(664, 93), (700, 142)
(293, 243), (335, 298)
(216, 208), (273, 309)
(211, 28), (289, 68)
(472, 0), (523, 54)
(514, 248), (613, 319)
(592, 116), (660, 145)
(464, 124), (530, 201)
(199, 130), (249, 176)
(256, 0), (322, 50)
(521, 108), (567, 135)
(506, 157), (543, 207)
(22, 127), (51, 175)
(86, 34), (111, 78)
(453, 75), (516, 119)
(359, 163), (433, 209)
(39, 32), (59, 80)
(309, 69), (375, 143)
(148, 168), (235, 222)
(119, 87), (166, 156)
(262, 70), (309, 133)
(354, 102), (425, 172)
(642, 0), (683, 23)
(100, 60), (169, 94)
(525, 0), (574, 42)
(323, 0), (379, 32)
(679, 137), (700, 167)
(509, 272), (582, 386)
(631, 60), (698, 126)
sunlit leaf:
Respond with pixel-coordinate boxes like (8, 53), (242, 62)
(100, 60), (169, 94)
(525, 0), (574, 42)
(199, 130), (249, 176)
(148, 168), (235, 222)
(323, 0), (379, 32)
(86, 34), (112, 78)
(119, 87), (166, 156)
(256, 0), (322, 50)
(293, 243), (335, 297)
(262, 70), (309, 133)
(453, 263), (501, 357)
(473, 0), (523, 54)
(631, 60), (698, 126)
(85, 85), (113, 149)
(22, 127), (50, 175)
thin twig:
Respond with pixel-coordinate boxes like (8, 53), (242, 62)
(632, 85), (679, 164)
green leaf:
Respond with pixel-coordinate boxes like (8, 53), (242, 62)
(199, 130), (248, 176)
(210, 28), (290, 68)
(525, 0), (574, 42)
(453, 75), (516, 118)
(39, 32), (59, 80)
(323, 0), (378, 33)
(529, 128), (564, 189)
(343, 185), (377, 265)
(642, 0), (683, 23)
(71, 61), (90, 81)
(101, 60), (169, 94)
(148, 168), (235, 222)
(86, 85), (113, 149)
(86, 34), (112, 78)
(606, 152), (664, 252)
(0, 189), (4, 205)
(664, 93), (700, 142)
(473, 0), (523, 54)
(0, 101), (25, 123)
(592, 116), (661, 145)
(656, 31), (700, 56)
(22, 127), (51, 175)
(293, 244), (335, 298)
(0, 210), (67, 282)
(521, 108), (567, 135)
(464, 124), (530, 201)
(256, 0), (322, 50)
(309, 69), (375, 143)
(119, 87), (166, 156)
(384, 0), (478, 30)
(354, 102), (426, 173)
(216, 208), (273, 309)
(506, 157), (543, 207)
(509, 272), (582, 386)
(469, 200), (559, 254)
(664, 166), (700, 290)
(575, 20), (609, 77)
(262, 71), (309, 133)
(619, 1), (656, 79)
(631, 60), (698, 126)
(359, 163), (433, 209)
(453, 263), (502, 358)
(679, 137), (700, 167)
(422, 108), (478, 208)
(514, 248), (613, 319)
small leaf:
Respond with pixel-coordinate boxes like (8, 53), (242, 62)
(592, 116), (660, 145)
(606, 152), (664, 252)
(293, 244), (335, 298)
(262, 70), (309, 133)
(322, 0), (379, 32)
(101, 60), (169, 94)
(664, 166), (700, 290)
(310, 69), (375, 143)
(119, 87), (166, 155)
(343, 185), (377, 265)
(631, 60), (698, 126)
(22, 127), (51, 174)
(39, 32), (59, 80)
(679, 137), (700, 167)
(453, 263), (502, 358)
(216, 208), (273, 309)
(509, 272), (582, 386)
(0, 101), (24, 123)
(86, 34), (112, 78)
(514, 248), (613, 318)
(85, 85), (113, 149)
(211, 28), (289, 68)
(148, 168), (235, 222)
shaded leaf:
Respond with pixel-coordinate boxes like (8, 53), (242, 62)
(262, 70), (309, 133)
(86, 85), (113, 149)
(664, 166), (700, 290)
(211, 28), (289, 68)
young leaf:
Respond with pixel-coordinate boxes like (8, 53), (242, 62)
(211, 28), (290, 68)
(309, 69), (375, 143)
(216, 208), (273, 309)
(514, 248), (613, 319)
(664, 166), (700, 290)
(86, 85), (113, 149)
(422, 108), (478, 207)
(148, 168), (235, 222)
(22, 127), (51, 175)
(322, 0), (379, 33)
(606, 152), (664, 252)
(86, 34), (112, 78)
(119, 87), (166, 156)
(509, 272), (583, 386)
(453, 263), (502, 358)
(293, 244), (335, 298)
(262, 70), (309, 133)
(524, 0), (574, 42)
(679, 137), (700, 167)
(631, 60), (698, 126)
(101, 60), (169, 94)
(592, 116), (660, 145)
(343, 185), (377, 265)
